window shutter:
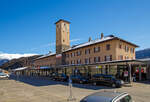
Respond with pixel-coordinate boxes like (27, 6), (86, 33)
(105, 56), (106, 61)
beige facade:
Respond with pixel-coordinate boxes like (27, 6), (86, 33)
(33, 19), (138, 68)
(33, 54), (56, 68)
(65, 39), (136, 65)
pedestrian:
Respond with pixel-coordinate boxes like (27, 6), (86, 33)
(133, 73), (136, 82)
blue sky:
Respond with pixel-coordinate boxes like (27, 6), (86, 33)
(0, 0), (150, 55)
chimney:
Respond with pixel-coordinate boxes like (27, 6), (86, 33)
(88, 37), (92, 42)
(101, 33), (104, 39)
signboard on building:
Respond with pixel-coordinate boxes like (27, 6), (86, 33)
(96, 65), (102, 69)
(56, 54), (62, 59)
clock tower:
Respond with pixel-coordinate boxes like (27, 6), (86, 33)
(55, 19), (70, 65)
(55, 19), (70, 54)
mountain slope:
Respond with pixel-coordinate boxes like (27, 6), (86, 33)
(136, 48), (150, 59)
(0, 59), (9, 66)
(0, 55), (41, 70)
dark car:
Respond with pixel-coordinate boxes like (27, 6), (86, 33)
(50, 72), (58, 80)
(90, 74), (124, 88)
(51, 73), (68, 81)
(71, 75), (89, 84)
(80, 91), (133, 102)
(59, 73), (68, 82)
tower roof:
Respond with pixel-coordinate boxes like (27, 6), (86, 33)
(55, 19), (70, 24)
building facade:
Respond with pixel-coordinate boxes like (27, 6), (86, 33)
(33, 19), (138, 68)
(33, 53), (56, 68)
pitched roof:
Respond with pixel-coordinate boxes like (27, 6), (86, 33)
(35, 53), (56, 60)
(65, 36), (114, 52)
(64, 35), (139, 52)
(55, 19), (70, 24)
(34, 35), (139, 60)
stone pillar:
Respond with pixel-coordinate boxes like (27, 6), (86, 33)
(147, 64), (150, 80)
(128, 64), (132, 83)
(139, 65), (142, 81)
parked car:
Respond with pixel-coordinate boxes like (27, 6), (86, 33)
(0, 73), (9, 79)
(80, 91), (133, 102)
(50, 72), (58, 80)
(71, 75), (89, 84)
(90, 74), (124, 88)
(51, 73), (68, 81)
(57, 73), (68, 82)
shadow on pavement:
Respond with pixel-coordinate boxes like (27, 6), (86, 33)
(134, 80), (150, 85)
(9, 75), (112, 90)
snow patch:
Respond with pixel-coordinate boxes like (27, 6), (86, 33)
(0, 52), (37, 60)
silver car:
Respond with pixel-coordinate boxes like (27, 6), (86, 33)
(80, 91), (133, 102)
(0, 73), (9, 79)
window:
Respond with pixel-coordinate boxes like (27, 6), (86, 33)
(94, 47), (100, 53)
(66, 54), (69, 58)
(70, 52), (75, 57)
(77, 59), (81, 64)
(106, 44), (111, 50)
(70, 53), (72, 57)
(85, 49), (90, 54)
(118, 55), (123, 60)
(71, 60), (75, 65)
(94, 57), (101, 63)
(57, 25), (59, 28)
(125, 56), (129, 60)
(85, 58), (90, 64)
(130, 48), (134, 53)
(72, 52), (75, 57)
(105, 55), (112, 61)
(76, 51), (82, 56)
(119, 44), (122, 49)
(64, 23), (68, 30)
(125, 45), (129, 52)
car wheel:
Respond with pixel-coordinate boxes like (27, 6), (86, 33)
(112, 83), (116, 88)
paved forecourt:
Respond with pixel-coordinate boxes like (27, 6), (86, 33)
(0, 76), (150, 102)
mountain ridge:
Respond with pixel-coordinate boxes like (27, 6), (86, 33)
(136, 48), (150, 59)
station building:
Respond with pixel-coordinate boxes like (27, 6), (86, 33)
(14, 19), (150, 82)
(33, 19), (138, 68)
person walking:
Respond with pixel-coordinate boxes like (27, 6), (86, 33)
(133, 73), (136, 82)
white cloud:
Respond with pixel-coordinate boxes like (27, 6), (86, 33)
(0, 52), (37, 60)
(70, 39), (81, 42)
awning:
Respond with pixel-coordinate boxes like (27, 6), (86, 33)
(39, 66), (52, 69)
(14, 67), (28, 71)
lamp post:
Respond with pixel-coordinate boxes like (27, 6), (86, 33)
(67, 76), (76, 102)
